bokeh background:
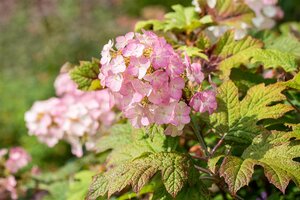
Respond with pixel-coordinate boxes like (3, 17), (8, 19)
(0, 0), (299, 169)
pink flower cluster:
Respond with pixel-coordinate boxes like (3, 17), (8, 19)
(99, 31), (217, 136)
(25, 73), (116, 157)
(0, 147), (31, 174)
(0, 147), (31, 200)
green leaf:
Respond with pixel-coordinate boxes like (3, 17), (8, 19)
(87, 152), (197, 199)
(164, 5), (201, 32)
(219, 48), (298, 78)
(70, 58), (101, 91)
(106, 127), (178, 167)
(67, 171), (96, 200)
(134, 20), (165, 32)
(203, 81), (293, 145)
(219, 130), (300, 194)
(152, 181), (210, 200)
(95, 123), (133, 153)
(285, 72), (300, 90)
(42, 181), (69, 200)
(265, 36), (300, 58)
(195, 33), (211, 50)
(219, 156), (256, 194)
(178, 45), (208, 60)
(88, 174), (108, 200)
(230, 68), (276, 94)
(251, 49), (298, 72)
(213, 31), (262, 58)
(208, 155), (224, 173)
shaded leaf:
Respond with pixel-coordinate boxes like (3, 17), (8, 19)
(219, 130), (300, 194)
(70, 58), (101, 91)
(87, 152), (197, 199)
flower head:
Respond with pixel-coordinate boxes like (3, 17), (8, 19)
(190, 90), (217, 114)
(5, 147), (31, 174)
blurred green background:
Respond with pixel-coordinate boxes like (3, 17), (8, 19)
(0, 0), (299, 169)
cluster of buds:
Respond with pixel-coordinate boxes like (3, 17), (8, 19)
(25, 72), (116, 157)
(99, 31), (217, 136)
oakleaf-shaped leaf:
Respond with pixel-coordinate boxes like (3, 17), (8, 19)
(219, 130), (300, 194)
(152, 181), (210, 200)
(95, 123), (133, 153)
(203, 81), (293, 145)
(164, 5), (201, 32)
(70, 58), (101, 91)
(265, 35), (300, 58)
(251, 49), (298, 72)
(219, 48), (298, 78)
(106, 126), (178, 167)
(213, 31), (263, 58)
(87, 152), (197, 199)
(219, 156), (256, 194)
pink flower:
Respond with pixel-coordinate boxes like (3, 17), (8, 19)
(190, 90), (217, 114)
(5, 147), (31, 173)
(184, 53), (204, 84)
(165, 124), (184, 137)
(154, 103), (175, 124)
(124, 104), (153, 128)
(101, 40), (114, 65)
(63, 103), (99, 137)
(116, 32), (134, 49)
(25, 98), (65, 147)
(66, 136), (84, 157)
(105, 72), (123, 92)
(110, 55), (127, 74)
(172, 102), (191, 126)
(148, 83), (170, 105)
(0, 149), (7, 158)
(123, 42), (145, 57)
(98, 31), (194, 131)
(187, 63), (205, 84)
(26, 73), (117, 157)
(136, 30), (159, 46)
(0, 176), (18, 200)
(127, 56), (150, 79)
(144, 70), (169, 89)
(166, 56), (185, 77)
(169, 77), (185, 100)
(151, 39), (173, 69)
(54, 73), (84, 97)
(262, 0), (277, 5)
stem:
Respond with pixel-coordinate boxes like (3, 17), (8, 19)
(194, 165), (212, 175)
(190, 154), (208, 162)
(191, 116), (209, 157)
(199, 176), (219, 182)
(210, 133), (226, 157)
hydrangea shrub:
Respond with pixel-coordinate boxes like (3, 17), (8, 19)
(23, 0), (300, 199)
